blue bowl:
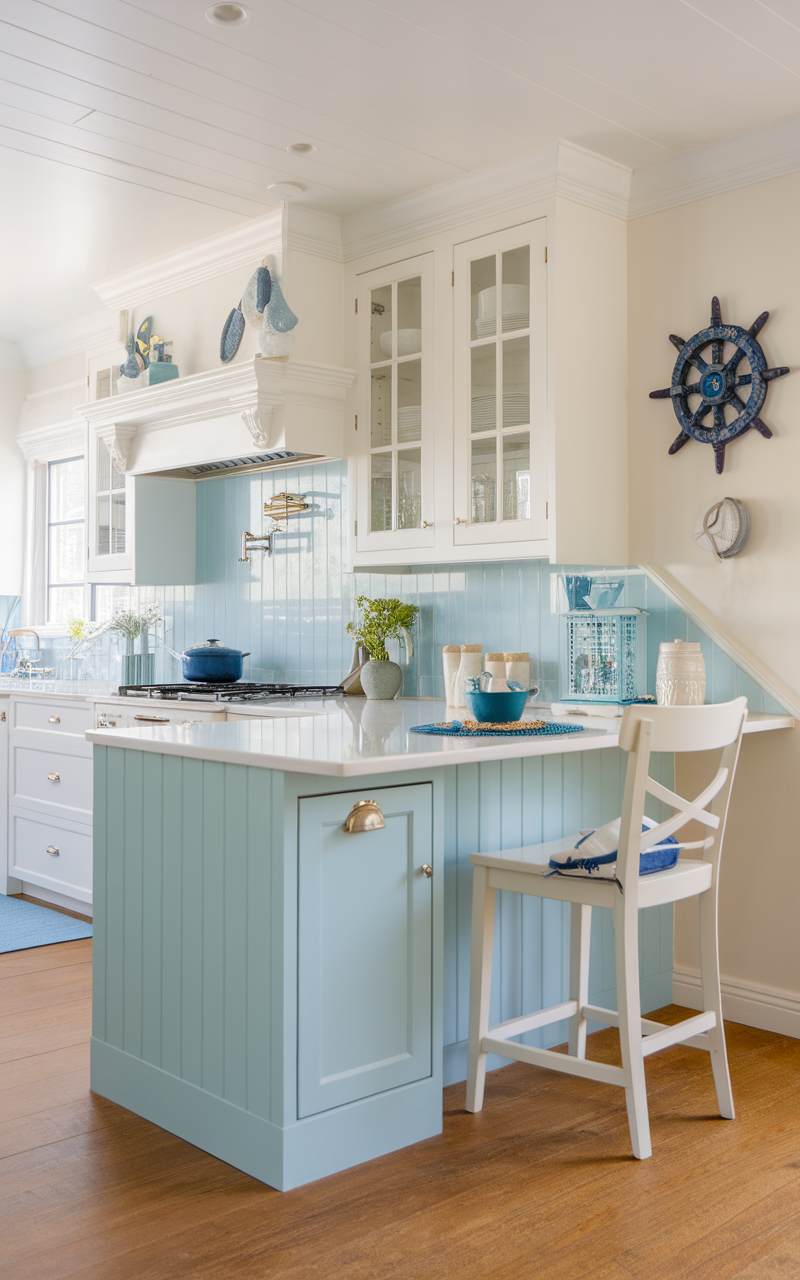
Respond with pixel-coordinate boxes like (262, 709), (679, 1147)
(465, 689), (529, 723)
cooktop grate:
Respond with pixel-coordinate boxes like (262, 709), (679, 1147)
(118, 682), (344, 701)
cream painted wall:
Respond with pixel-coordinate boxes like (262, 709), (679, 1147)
(629, 174), (800, 1011)
(25, 355), (85, 395)
(0, 367), (26, 594)
(628, 173), (799, 695)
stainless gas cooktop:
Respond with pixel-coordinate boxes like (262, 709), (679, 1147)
(119, 682), (344, 702)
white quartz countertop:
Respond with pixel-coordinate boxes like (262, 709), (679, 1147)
(84, 698), (794, 778)
(0, 680), (119, 700)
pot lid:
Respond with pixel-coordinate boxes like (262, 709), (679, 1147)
(184, 638), (244, 658)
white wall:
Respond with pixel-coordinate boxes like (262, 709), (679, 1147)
(629, 173), (800, 1024)
(0, 368), (26, 594)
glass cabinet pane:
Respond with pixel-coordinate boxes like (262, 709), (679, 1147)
(371, 284), (392, 363)
(371, 368), (392, 447)
(502, 336), (530, 427)
(397, 277), (421, 355)
(502, 433), (530, 521)
(397, 449), (421, 529)
(97, 442), (110, 493)
(471, 345), (495, 432)
(371, 454), (392, 532)
(397, 359), (421, 443)
(471, 438), (496, 524)
(111, 493), (126, 553)
(471, 255), (496, 341)
(500, 246), (530, 332)
(97, 495), (110, 556)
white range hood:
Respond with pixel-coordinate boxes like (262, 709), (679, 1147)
(77, 356), (355, 478)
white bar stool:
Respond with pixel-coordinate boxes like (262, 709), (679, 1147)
(466, 697), (748, 1159)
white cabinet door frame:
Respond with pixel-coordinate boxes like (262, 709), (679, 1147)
(453, 219), (548, 547)
(355, 253), (435, 556)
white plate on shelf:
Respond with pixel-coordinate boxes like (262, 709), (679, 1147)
(379, 328), (422, 358)
(477, 284), (528, 319)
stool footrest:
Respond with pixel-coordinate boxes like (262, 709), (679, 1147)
(488, 1001), (578, 1042)
(581, 1004), (716, 1056)
(481, 1036), (627, 1088)
(583, 1004), (670, 1034)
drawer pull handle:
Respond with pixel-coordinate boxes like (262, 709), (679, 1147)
(343, 799), (385, 833)
(46, 845), (60, 857)
(421, 864), (433, 879)
(0, 711), (5, 722)
(134, 715), (171, 723)
(48, 715), (60, 723)
(47, 772), (60, 782)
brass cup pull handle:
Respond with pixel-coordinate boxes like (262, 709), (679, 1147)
(47, 772), (60, 782)
(454, 517), (466, 525)
(134, 715), (171, 723)
(421, 864), (433, 878)
(343, 799), (386, 833)
(48, 715), (60, 723)
(46, 845), (59, 857)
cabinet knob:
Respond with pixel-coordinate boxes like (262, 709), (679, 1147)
(48, 715), (60, 723)
(343, 799), (386, 833)
(46, 845), (60, 857)
(47, 772), (60, 782)
(0, 711), (5, 721)
(420, 864), (433, 878)
(422, 520), (432, 529)
(454, 517), (466, 525)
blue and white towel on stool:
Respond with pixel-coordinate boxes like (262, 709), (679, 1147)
(547, 816), (680, 880)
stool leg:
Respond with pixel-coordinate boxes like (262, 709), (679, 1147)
(466, 865), (495, 1113)
(615, 897), (651, 1160)
(568, 903), (592, 1059)
(699, 890), (734, 1120)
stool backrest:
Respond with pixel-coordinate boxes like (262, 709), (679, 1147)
(615, 698), (748, 893)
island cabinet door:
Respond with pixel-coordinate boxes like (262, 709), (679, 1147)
(297, 782), (433, 1119)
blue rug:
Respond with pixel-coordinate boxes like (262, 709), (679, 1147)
(410, 720), (585, 737)
(0, 894), (92, 954)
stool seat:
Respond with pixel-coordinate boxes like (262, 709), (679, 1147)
(466, 698), (748, 1160)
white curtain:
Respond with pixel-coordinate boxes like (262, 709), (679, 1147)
(21, 460), (48, 626)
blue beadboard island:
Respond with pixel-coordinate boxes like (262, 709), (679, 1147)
(85, 698), (790, 1190)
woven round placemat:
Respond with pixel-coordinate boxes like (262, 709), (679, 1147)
(410, 720), (585, 738)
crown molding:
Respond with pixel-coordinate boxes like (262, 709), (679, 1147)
(628, 113), (800, 219)
(16, 419), (87, 464)
(339, 140), (632, 260)
(92, 209), (283, 312)
(286, 206), (344, 262)
(0, 340), (22, 371)
(15, 311), (118, 371)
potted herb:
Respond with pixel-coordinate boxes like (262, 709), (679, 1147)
(346, 596), (420, 700)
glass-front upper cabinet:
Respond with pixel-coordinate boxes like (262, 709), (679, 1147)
(453, 220), (547, 547)
(87, 431), (133, 577)
(355, 253), (434, 554)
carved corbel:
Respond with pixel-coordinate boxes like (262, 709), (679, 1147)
(241, 405), (274, 449)
(96, 424), (137, 473)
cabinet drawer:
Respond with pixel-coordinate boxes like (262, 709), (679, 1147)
(12, 698), (93, 745)
(94, 704), (226, 729)
(12, 744), (93, 821)
(9, 808), (92, 901)
(297, 782), (433, 1119)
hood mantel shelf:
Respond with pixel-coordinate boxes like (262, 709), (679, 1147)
(76, 357), (356, 477)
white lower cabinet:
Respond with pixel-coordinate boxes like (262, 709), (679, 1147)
(8, 696), (94, 905)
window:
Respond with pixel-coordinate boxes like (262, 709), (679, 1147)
(47, 458), (85, 624)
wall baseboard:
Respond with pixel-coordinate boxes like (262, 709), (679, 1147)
(673, 965), (800, 1039)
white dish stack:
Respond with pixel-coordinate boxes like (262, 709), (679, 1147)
(475, 284), (529, 337)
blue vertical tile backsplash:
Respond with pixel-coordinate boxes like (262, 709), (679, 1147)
(126, 459), (785, 711)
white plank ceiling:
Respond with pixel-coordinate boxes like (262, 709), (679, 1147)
(3, 0), (800, 345)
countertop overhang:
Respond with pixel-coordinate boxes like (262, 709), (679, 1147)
(85, 698), (794, 778)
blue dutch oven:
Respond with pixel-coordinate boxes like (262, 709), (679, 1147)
(181, 639), (250, 683)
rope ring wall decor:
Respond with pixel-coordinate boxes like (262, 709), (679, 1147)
(693, 497), (751, 561)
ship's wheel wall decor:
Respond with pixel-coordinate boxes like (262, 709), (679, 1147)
(650, 296), (790, 473)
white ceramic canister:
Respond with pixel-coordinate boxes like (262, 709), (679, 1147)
(454, 645), (482, 708)
(442, 645), (462, 706)
(484, 651), (509, 692)
(505, 651), (530, 690)
(655, 639), (706, 706)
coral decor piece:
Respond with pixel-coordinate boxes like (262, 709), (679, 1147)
(649, 296), (790, 473)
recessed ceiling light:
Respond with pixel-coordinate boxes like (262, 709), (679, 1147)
(286, 142), (318, 156)
(206, 4), (249, 25)
(268, 182), (305, 199)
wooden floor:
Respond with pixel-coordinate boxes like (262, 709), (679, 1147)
(3, 940), (800, 1279)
